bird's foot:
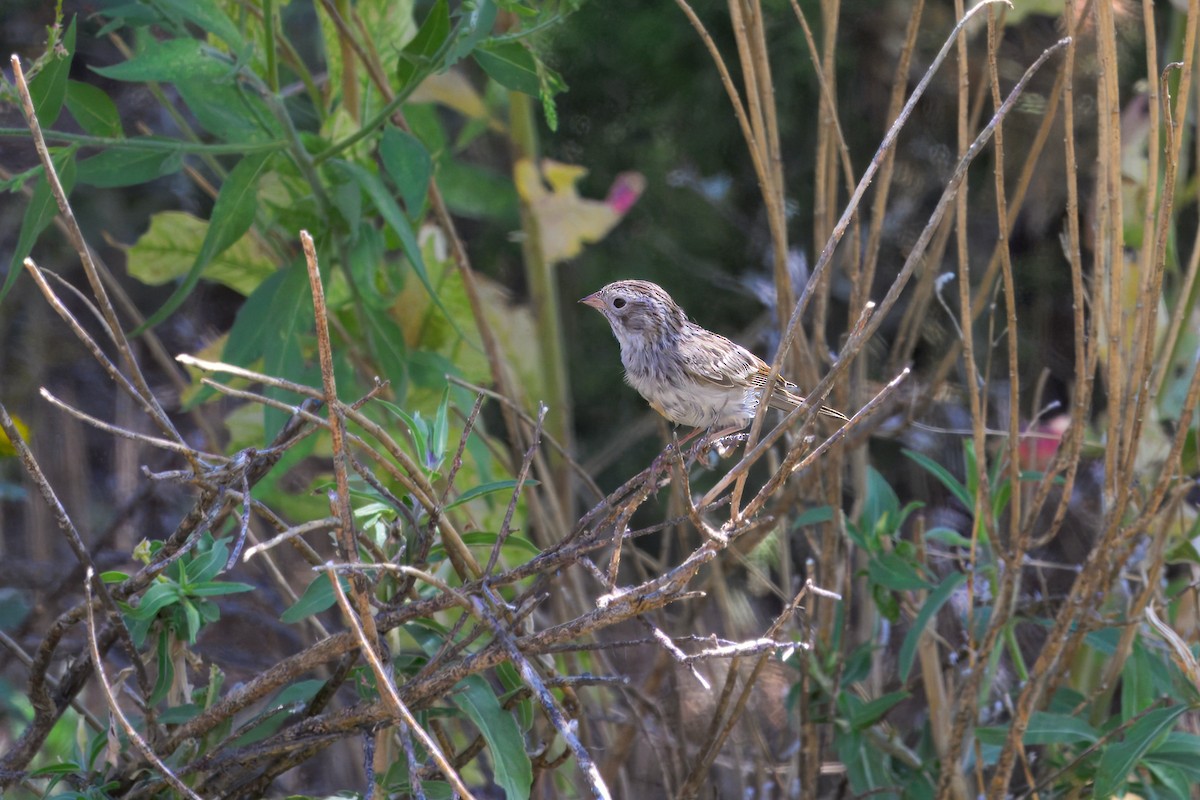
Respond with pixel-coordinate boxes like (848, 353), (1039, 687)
(697, 431), (748, 460)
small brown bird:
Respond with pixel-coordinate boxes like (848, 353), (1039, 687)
(580, 280), (848, 437)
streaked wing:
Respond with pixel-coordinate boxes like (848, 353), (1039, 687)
(676, 325), (764, 390)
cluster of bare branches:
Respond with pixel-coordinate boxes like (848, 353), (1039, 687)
(0, 41), (866, 798)
(4, 0), (1200, 798)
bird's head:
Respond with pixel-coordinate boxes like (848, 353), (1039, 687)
(579, 280), (684, 346)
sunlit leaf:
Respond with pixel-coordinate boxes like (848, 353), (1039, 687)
(137, 152), (273, 331)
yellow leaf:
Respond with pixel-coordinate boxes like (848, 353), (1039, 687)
(410, 69), (490, 121)
(120, 211), (275, 296)
(514, 158), (644, 265)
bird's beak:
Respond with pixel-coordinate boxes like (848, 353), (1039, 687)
(579, 292), (604, 310)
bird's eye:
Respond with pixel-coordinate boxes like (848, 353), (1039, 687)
(612, 297), (627, 309)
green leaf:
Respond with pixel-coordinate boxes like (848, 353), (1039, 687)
(1095, 706), (1186, 798)
(99, 571), (129, 584)
(28, 16), (77, 128)
(361, 305), (410, 399)
(1145, 733), (1200, 781)
(329, 159), (466, 339)
(1122, 641), (1157, 723)
(218, 261), (313, 439)
(867, 551), (930, 592)
(898, 571), (966, 682)
(150, 631), (174, 704)
(1022, 711), (1099, 745)
(451, 675), (532, 800)
(380, 126), (432, 217)
(448, 0), (499, 62)
(2, 148), (77, 304)
(924, 526), (971, 547)
(429, 530), (541, 563)
(176, 79), (282, 142)
(859, 467), (899, 543)
(189, 581), (255, 597)
(151, 0), (247, 55)
(903, 448), (972, 509)
(182, 597), (202, 642)
(446, 0), (498, 63)
(136, 152), (272, 332)
(433, 385), (450, 467)
(380, 400), (431, 470)
(445, 479), (538, 510)
(126, 582), (183, 621)
(186, 541), (228, 584)
(281, 573), (353, 624)
(473, 40), (539, 96)
(435, 157), (519, 222)
(125, 210), (275, 295)
(397, 0), (450, 89)
(76, 143), (183, 188)
(65, 79), (122, 138)
(792, 505), (834, 528)
(847, 690), (909, 730)
(92, 37), (232, 83)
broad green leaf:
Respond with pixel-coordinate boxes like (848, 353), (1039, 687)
(92, 37), (231, 83)
(445, 479), (538, 510)
(65, 80), (123, 138)
(28, 16), (77, 128)
(176, 79), (282, 142)
(2, 148), (77, 304)
(1095, 706), (1186, 798)
(281, 573), (353, 624)
(435, 157), (518, 222)
(380, 126), (432, 217)
(1145, 733), (1200, 781)
(329, 159), (465, 339)
(1122, 642), (1157, 723)
(396, 0), (450, 89)
(898, 571), (967, 682)
(1022, 711), (1099, 745)
(451, 675), (532, 800)
(903, 448), (973, 509)
(362, 305), (411, 403)
(847, 690), (909, 730)
(124, 210), (275, 295)
(792, 505), (834, 528)
(126, 582), (183, 621)
(834, 726), (891, 796)
(152, 0), (247, 55)
(867, 551), (930, 592)
(99, 571), (129, 583)
(446, 0), (498, 63)
(924, 526), (971, 547)
(859, 466), (899, 542)
(76, 144), (183, 188)
(137, 152), (272, 332)
(473, 40), (539, 96)
(217, 261), (313, 439)
(186, 537), (230, 583)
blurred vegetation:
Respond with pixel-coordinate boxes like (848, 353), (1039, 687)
(2, 0), (1200, 798)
